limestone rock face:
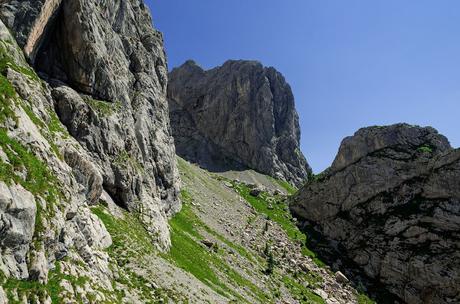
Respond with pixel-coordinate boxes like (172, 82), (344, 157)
(0, 18), (113, 294)
(0, 0), (182, 299)
(168, 60), (311, 187)
(1, 0), (180, 248)
(291, 124), (460, 304)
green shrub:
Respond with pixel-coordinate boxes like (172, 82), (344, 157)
(417, 145), (433, 153)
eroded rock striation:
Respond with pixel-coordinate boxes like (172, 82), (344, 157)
(1, 0), (180, 248)
(168, 60), (311, 187)
(291, 124), (460, 304)
(0, 19), (114, 299)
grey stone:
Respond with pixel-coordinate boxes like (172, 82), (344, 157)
(63, 145), (103, 206)
(334, 271), (348, 284)
(0, 286), (6, 304)
(168, 60), (311, 187)
(28, 250), (48, 283)
(250, 188), (262, 197)
(0, 0), (62, 61)
(0, 181), (37, 279)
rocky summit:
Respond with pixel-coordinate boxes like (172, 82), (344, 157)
(168, 60), (311, 187)
(291, 124), (460, 304)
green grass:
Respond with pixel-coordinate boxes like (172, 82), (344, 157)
(301, 247), (326, 268)
(163, 190), (270, 303)
(417, 145), (433, 153)
(92, 205), (191, 303)
(0, 129), (60, 201)
(1, 262), (91, 303)
(282, 276), (325, 304)
(0, 72), (17, 125)
(19, 103), (63, 159)
(268, 176), (298, 195)
(0, 43), (40, 83)
(0, 129), (61, 244)
(357, 293), (377, 304)
(231, 181), (305, 243)
(84, 97), (122, 116)
(47, 110), (67, 136)
(230, 181), (326, 268)
(180, 189), (257, 263)
(91, 206), (155, 262)
(308, 172), (327, 183)
(0, 39), (66, 160)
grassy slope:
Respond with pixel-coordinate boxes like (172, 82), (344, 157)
(172, 157), (333, 304)
(228, 179), (325, 268)
(165, 194), (269, 303)
(91, 206), (191, 303)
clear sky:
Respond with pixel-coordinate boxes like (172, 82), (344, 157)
(148, 0), (460, 173)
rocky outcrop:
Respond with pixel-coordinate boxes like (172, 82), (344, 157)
(291, 124), (460, 304)
(1, 0), (180, 248)
(168, 60), (311, 187)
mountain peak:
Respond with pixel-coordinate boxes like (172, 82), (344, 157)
(168, 59), (311, 187)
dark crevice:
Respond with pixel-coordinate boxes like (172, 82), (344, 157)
(33, 4), (68, 82)
(103, 182), (129, 211)
(33, 3), (96, 98)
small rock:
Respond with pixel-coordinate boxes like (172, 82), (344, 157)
(28, 250), (48, 283)
(314, 289), (329, 300)
(249, 188), (261, 197)
(0, 287), (7, 304)
(335, 271), (349, 284)
(201, 239), (216, 249)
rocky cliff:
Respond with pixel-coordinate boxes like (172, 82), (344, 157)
(1, 0), (180, 249)
(291, 124), (460, 303)
(168, 60), (311, 187)
(0, 0), (184, 301)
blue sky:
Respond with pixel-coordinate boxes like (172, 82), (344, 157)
(148, 0), (460, 173)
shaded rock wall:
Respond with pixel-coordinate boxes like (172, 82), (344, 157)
(0, 0), (62, 61)
(291, 124), (460, 304)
